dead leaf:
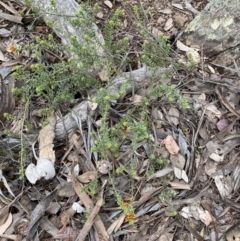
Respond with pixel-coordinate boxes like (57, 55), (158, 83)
(0, 29), (11, 37)
(169, 181), (191, 190)
(168, 107), (179, 126)
(0, 170), (15, 197)
(197, 208), (213, 226)
(104, 0), (113, 8)
(173, 13), (188, 28)
(46, 202), (61, 214)
(187, 50), (200, 63)
(107, 213), (125, 234)
(10, 120), (23, 132)
(96, 12), (104, 18)
(152, 107), (164, 128)
(176, 40), (198, 52)
(159, 9), (172, 14)
(174, 167), (189, 183)
(124, 19), (127, 28)
(98, 69), (108, 81)
(159, 232), (174, 241)
(148, 167), (173, 180)
(152, 27), (162, 39)
(2, 57), (22, 66)
(0, 1), (21, 16)
(162, 135), (180, 154)
(164, 18), (173, 31)
(26, 189), (58, 241)
(209, 153), (224, 162)
(170, 153), (185, 169)
(172, 3), (184, 10)
(208, 65), (215, 73)
(214, 175), (232, 199)
(130, 94), (142, 105)
(58, 182), (75, 197)
(199, 127), (209, 140)
(0, 12), (22, 24)
(0, 51), (6, 61)
(157, 17), (165, 24)
(77, 171), (97, 183)
(0, 213), (12, 235)
(180, 206), (200, 220)
(205, 104), (222, 118)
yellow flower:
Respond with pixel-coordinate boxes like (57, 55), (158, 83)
(125, 213), (136, 222)
(7, 44), (17, 55)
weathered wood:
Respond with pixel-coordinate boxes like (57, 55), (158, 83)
(183, 0), (240, 66)
(55, 65), (169, 140)
(16, 0), (104, 56)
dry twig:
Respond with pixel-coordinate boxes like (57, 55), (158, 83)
(75, 180), (107, 241)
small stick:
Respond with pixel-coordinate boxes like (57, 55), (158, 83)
(75, 180), (107, 241)
(72, 178), (109, 241)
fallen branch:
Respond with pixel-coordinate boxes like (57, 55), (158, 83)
(55, 65), (169, 140)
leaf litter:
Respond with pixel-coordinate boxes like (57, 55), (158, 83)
(1, 0), (240, 240)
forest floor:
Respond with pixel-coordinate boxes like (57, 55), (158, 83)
(0, 0), (240, 241)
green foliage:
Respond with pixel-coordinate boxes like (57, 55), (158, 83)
(11, 2), (191, 201)
(133, 5), (141, 21)
(141, 34), (171, 67)
(13, 32), (101, 110)
(159, 188), (178, 216)
(186, 52), (198, 71)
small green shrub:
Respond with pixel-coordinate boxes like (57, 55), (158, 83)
(10, 2), (191, 211)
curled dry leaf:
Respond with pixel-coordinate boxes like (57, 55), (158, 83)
(162, 135), (179, 155)
(104, 0), (113, 8)
(77, 171), (97, 183)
